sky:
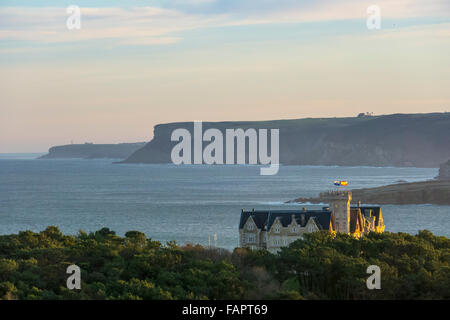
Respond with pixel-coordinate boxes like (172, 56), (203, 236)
(0, 0), (449, 152)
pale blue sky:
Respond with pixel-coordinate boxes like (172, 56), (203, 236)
(0, 0), (449, 152)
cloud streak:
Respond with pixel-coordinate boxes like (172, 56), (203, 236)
(0, 6), (221, 45)
(0, 0), (449, 46)
(159, 0), (450, 18)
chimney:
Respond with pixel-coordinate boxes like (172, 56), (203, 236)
(300, 214), (306, 226)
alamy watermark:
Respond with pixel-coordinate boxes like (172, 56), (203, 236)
(366, 5), (381, 30)
(366, 265), (381, 290)
(66, 264), (81, 290)
(64, 262), (380, 291)
(66, 5), (81, 30)
(170, 121), (279, 175)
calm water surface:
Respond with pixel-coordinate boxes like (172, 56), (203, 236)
(0, 155), (448, 250)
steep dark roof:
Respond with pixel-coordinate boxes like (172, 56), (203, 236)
(240, 209), (332, 231)
(349, 208), (361, 233)
(352, 206), (382, 226)
(239, 210), (270, 230)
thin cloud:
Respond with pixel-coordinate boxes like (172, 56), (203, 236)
(159, 0), (450, 17)
(0, 6), (225, 44)
(0, 1), (448, 46)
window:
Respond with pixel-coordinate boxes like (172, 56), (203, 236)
(247, 223), (254, 231)
(291, 226), (298, 233)
(274, 225), (280, 233)
(247, 234), (256, 243)
(309, 225), (315, 232)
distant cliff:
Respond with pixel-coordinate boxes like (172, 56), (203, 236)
(438, 160), (450, 180)
(39, 142), (146, 160)
(289, 180), (450, 205)
(122, 113), (450, 168)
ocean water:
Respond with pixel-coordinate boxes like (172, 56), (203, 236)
(0, 155), (448, 250)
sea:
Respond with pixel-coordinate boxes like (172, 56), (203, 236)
(0, 154), (449, 250)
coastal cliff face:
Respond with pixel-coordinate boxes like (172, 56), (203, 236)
(438, 160), (450, 180)
(40, 143), (146, 160)
(122, 113), (450, 168)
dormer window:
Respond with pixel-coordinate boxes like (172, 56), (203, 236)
(274, 226), (280, 233)
(291, 226), (298, 233)
(247, 223), (254, 231)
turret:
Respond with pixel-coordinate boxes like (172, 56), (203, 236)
(327, 191), (352, 234)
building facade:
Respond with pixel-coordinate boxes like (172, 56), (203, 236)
(239, 191), (384, 253)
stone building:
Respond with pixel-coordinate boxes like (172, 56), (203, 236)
(239, 191), (384, 253)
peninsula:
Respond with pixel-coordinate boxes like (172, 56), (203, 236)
(39, 142), (146, 160)
(288, 179), (450, 205)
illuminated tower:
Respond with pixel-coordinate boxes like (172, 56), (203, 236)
(328, 191), (352, 234)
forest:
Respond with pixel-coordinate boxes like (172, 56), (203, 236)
(0, 227), (449, 300)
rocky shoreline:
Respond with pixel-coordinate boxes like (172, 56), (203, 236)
(288, 179), (450, 205)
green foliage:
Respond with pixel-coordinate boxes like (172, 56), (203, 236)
(0, 227), (448, 300)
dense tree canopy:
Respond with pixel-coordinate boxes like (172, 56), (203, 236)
(0, 227), (448, 300)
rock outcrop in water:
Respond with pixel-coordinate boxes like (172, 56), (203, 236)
(39, 142), (146, 160)
(288, 180), (450, 205)
(121, 113), (450, 168)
